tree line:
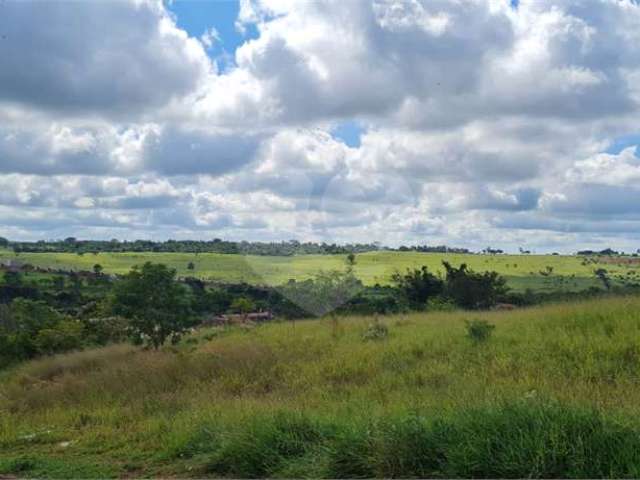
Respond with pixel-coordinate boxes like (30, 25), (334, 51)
(2, 237), (474, 256)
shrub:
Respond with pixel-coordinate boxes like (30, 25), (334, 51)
(391, 266), (443, 307)
(465, 319), (495, 343)
(362, 320), (389, 341)
(34, 320), (84, 355)
(443, 261), (508, 309)
(426, 296), (457, 312)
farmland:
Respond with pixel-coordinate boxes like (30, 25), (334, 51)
(1, 249), (638, 292)
(2, 295), (640, 478)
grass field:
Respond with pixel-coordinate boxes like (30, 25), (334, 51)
(2, 295), (640, 477)
(2, 250), (638, 292)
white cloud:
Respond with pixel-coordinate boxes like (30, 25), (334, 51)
(1, 0), (640, 251)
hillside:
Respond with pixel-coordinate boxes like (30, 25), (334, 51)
(2, 296), (640, 477)
(2, 250), (637, 292)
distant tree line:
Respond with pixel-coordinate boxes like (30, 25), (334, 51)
(2, 237), (476, 256)
(4, 238), (383, 256)
(576, 248), (620, 256)
(394, 245), (471, 253)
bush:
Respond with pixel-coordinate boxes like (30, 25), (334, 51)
(465, 319), (495, 343)
(391, 266), (443, 307)
(443, 262), (508, 309)
(34, 320), (84, 355)
(426, 296), (457, 312)
(362, 320), (389, 341)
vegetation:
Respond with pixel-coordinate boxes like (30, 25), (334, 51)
(2, 296), (640, 477)
(8, 238), (383, 256)
(3, 249), (640, 293)
(111, 262), (195, 349)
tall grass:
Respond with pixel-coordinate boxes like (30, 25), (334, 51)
(2, 295), (640, 477)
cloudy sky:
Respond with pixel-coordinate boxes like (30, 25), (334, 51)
(1, 0), (639, 252)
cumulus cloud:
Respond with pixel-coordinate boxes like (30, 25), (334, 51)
(0, 0), (211, 117)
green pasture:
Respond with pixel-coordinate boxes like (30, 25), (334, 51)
(1, 249), (637, 292)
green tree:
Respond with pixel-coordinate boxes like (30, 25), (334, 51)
(442, 262), (508, 310)
(280, 270), (363, 318)
(93, 263), (103, 275)
(52, 275), (65, 292)
(345, 253), (357, 273)
(111, 262), (194, 349)
(34, 320), (84, 355)
(594, 268), (611, 290)
(230, 296), (255, 314)
(2, 299), (64, 359)
(391, 266), (444, 307)
(3, 270), (22, 287)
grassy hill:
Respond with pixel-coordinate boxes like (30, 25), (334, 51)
(2, 295), (640, 477)
(2, 249), (637, 292)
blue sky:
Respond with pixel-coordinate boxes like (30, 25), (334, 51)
(606, 134), (640, 155)
(166, 0), (254, 69)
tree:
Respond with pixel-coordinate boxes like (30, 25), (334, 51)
(230, 296), (255, 314)
(345, 253), (357, 273)
(594, 268), (611, 290)
(280, 270), (363, 318)
(391, 266), (443, 307)
(1, 299), (64, 360)
(52, 275), (65, 292)
(187, 261), (195, 271)
(93, 263), (103, 275)
(0, 237), (8, 249)
(3, 270), (22, 287)
(442, 262), (508, 310)
(111, 262), (194, 349)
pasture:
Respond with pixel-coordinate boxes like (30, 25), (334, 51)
(2, 295), (640, 477)
(1, 249), (638, 292)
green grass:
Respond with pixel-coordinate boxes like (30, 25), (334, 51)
(2, 249), (638, 291)
(2, 295), (640, 477)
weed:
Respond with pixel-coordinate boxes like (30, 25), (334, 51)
(465, 319), (495, 343)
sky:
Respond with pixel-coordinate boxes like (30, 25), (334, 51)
(0, 0), (640, 252)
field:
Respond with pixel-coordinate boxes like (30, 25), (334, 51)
(2, 250), (638, 292)
(3, 295), (640, 478)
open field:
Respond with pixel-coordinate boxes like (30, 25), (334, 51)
(2, 295), (640, 477)
(2, 250), (638, 292)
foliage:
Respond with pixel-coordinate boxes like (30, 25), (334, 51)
(8, 238), (383, 256)
(0, 298), (68, 363)
(443, 261), (508, 309)
(279, 270), (363, 317)
(361, 318), (389, 341)
(3, 270), (22, 287)
(391, 265), (443, 307)
(33, 320), (84, 355)
(594, 268), (612, 290)
(425, 296), (457, 312)
(111, 262), (194, 348)
(230, 296), (256, 314)
(465, 319), (495, 343)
